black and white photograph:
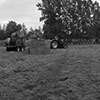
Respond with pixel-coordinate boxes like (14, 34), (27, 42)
(0, 0), (100, 100)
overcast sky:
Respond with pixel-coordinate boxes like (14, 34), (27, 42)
(0, 0), (100, 29)
(0, 0), (42, 29)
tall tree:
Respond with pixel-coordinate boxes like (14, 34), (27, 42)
(37, 0), (65, 38)
(37, 0), (100, 39)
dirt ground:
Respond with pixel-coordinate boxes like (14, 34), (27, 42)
(0, 44), (100, 100)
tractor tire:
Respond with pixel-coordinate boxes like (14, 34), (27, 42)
(50, 40), (58, 49)
(16, 39), (22, 46)
(63, 43), (68, 49)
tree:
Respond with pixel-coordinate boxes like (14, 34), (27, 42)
(37, 0), (65, 39)
(16, 24), (22, 31)
(6, 21), (17, 37)
(37, 0), (100, 39)
(5, 21), (22, 38)
(0, 24), (6, 40)
(28, 27), (42, 39)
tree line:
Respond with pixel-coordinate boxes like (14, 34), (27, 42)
(37, 0), (100, 40)
(1, 0), (100, 41)
(0, 21), (25, 40)
(0, 21), (42, 40)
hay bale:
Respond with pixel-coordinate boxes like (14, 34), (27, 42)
(25, 39), (50, 55)
(0, 40), (6, 47)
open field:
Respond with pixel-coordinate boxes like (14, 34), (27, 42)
(0, 44), (100, 100)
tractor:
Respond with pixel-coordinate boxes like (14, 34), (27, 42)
(5, 29), (26, 51)
(50, 35), (68, 49)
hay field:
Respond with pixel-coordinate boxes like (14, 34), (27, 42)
(0, 44), (100, 100)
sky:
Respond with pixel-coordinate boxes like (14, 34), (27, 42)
(0, 0), (100, 29)
(0, 0), (43, 29)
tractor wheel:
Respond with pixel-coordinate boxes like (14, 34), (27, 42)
(16, 39), (22, 46)
(63, 43), (68, 49)
(50, 40), (58, 49)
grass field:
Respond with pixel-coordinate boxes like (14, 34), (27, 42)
(0, 44), (100, 100)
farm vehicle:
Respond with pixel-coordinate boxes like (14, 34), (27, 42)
(5, 30), (26, 51)
(50, 36), (68, 49)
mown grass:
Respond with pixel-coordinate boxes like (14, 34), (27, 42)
(0, 44), (100, 100)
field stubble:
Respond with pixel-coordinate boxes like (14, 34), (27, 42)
(0, 44), (100, 100)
